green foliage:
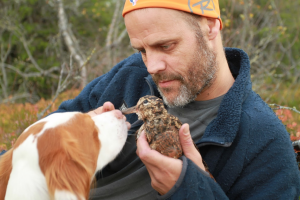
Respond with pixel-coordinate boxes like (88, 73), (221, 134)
(219, 0), (300, 92)
(0, 0), (60, 101)
(0, 0), (118, 102)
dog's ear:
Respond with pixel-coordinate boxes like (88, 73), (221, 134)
(38, 114), (100, 199)
(39, 128), (92, 199)
(0, 150), (13, 200)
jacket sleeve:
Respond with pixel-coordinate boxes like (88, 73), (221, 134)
(158, 156), (229, 200)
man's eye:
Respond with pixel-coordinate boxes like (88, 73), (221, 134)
(162, 44), (174, 50)
(162, 45), (170, 50)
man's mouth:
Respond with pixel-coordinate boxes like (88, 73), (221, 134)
(152, 72), (184, 89)
(158, 80), (179, 88)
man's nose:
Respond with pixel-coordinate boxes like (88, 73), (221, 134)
(145, 52), (166, 74)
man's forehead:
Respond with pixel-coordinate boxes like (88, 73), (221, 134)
(125, 9), (186, 47)
(124, 8), (185, 30)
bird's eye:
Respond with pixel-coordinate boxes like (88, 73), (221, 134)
(143, 99), (149, 104)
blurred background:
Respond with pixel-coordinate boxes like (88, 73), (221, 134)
(0, 0), (299, 149)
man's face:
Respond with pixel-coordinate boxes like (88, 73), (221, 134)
(125, 8), (217, 107)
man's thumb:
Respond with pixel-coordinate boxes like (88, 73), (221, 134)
(179, 123), (205, 171)
(179, 124), (195, 153)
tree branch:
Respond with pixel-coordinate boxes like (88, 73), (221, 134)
(19, 36), (44, 72)
(2, 63), (59, 79)
(0, 93), (33, 104)
(57, 0), (87, 88)
(37, 54), (75, 119)
(105, 0), (121, 70)
(0, 31), (11, 98)
(269, 104), (300, 115)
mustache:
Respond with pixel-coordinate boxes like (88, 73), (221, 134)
(152, 72), (184, 84)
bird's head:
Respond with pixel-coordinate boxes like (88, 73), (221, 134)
(121, 95), (166, 121)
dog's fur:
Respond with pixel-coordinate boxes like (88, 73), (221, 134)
(0, 111), (127, 200)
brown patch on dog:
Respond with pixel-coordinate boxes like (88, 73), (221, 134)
(14, 122), (47, 149)
(0, 122), (46, 200)
(0, 149), (12, 200)
(38, 113), (100, 199)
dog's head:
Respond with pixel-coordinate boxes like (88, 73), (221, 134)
(0, 110), (128, 200)
(91, 110), (128, 171)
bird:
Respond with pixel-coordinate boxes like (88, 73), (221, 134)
(122, 95), (217, 180)
(122, 95), (183, 159)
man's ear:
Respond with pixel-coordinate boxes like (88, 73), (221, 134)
(206, 18), (220, 40)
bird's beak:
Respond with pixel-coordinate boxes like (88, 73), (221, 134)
(121, 106), (137, 115)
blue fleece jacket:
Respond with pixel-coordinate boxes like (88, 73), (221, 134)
(54, 48), (300, 199)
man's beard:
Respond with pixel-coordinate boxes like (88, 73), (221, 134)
(152, 29), (218, 108)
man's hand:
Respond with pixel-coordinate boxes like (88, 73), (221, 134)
(136, 123), (205, 195)
(87, 102), (131, 130)
(136, 130), (182, 195)
(87, 102), (115, 117)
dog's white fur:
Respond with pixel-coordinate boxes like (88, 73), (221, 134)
(0, 111), (127, 200)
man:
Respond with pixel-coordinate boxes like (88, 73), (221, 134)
(54, 0), (300, 199)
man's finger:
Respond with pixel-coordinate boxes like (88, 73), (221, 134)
(179, 123), (205, 170)
(87, 102), (115, 117)
(136, 130), (152, 158)
(102, 102), (115, 112)
(126, 122), (131, 130)
(136, 131), (166, 163)
(136, 131), (181, 166)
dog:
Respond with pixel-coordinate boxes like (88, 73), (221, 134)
(0, 110), (128, 200)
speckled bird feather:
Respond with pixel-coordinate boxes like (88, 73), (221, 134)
(135, 95), (183, 159)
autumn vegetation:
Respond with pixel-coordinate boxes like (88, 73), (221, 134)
(0, 89), (80, 150)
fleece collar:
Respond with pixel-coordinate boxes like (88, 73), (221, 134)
(197, 48), (252, 147)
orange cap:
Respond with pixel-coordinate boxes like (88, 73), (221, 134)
(122, 0), (223, 30)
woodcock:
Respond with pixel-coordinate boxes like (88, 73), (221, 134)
(122, 95), (183, 159)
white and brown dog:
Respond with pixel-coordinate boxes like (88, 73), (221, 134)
(0, 110), (128, 200)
